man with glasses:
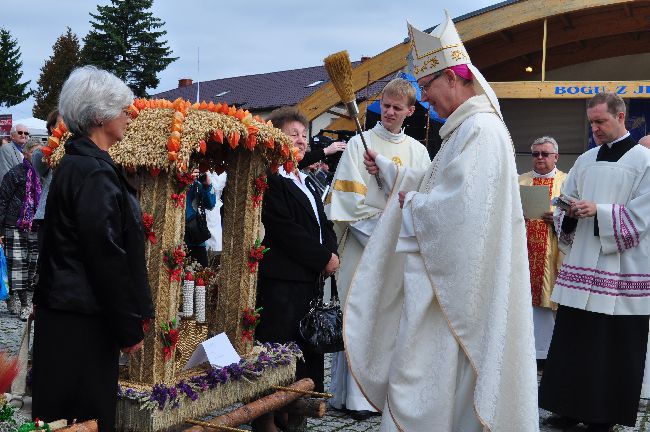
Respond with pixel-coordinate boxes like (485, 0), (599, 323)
(345, 12), (538, 431)
(0, 124), (28, 182)
(518, 136), (566, 371)
(0, 124), (28, 315)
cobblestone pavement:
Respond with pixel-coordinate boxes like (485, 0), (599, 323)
(2, 301), (649, 431)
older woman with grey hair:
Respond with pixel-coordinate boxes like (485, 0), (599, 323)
(32, 66), (153, 432)
(0, 138), (43, 320)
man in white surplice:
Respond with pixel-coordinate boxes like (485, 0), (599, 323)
(325, 78), (430, 419)
(344, 13), (539, 432)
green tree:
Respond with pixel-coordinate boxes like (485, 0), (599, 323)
(33, 27), (81, 119)
(81, 0), (177, 97)
(0, 28), (31, 108)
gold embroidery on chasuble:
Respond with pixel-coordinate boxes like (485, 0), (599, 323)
(391, 156), (403, 166)
(525, 177), (554, 307)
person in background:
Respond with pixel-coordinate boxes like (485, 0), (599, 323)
(1, 136), (9, 146)
(185, 168), (216, 267)
(639, 134), (650, 149)
(518, 136), (567, 370)
(0, 124), (28, 181)
(32, 110), (60, 250)
(0, 138), (42, 320)
(539, 93), (650, 431)
(205, 171), (227, 258)
(32, 66), (153, 432)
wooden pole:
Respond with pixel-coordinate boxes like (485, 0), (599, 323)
(182, 378), (315, 431)
(541, 18), (548, 82)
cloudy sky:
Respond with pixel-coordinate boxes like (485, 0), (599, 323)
(3, 0), (496, 120)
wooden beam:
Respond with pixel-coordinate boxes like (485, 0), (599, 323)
(325, 109), (351, 120)
(499, 30), (514, 43)
(491, 80), (650, 99)
(624, 3), (633, 16)
(559, 14), (574, 29)
(297, 0), (638, 121)
(483, 32), (650, 81)
(469, 6), (650, 69)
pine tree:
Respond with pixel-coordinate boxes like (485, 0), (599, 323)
(32, 27), (81, 119)
(81, 0), (177, 97)
(0, 28), (31, 108)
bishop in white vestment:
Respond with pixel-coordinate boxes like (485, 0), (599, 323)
(343, 14), (539, 432)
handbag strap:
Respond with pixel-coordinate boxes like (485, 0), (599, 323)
(330, 275), (339, 301)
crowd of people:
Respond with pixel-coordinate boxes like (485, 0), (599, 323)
(2, 9), (650, 432)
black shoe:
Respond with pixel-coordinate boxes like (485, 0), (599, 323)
(543, 415), (580, 428)
(348, 410), (380, 421)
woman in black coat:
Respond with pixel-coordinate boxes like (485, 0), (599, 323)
(31, 66), (153, 432)
(253, 107), (339, 431)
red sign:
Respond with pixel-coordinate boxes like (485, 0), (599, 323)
(0, 114), (11, 138)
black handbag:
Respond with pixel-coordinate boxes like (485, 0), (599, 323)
(299, 274), (344, 354)
(184, 182), (212, 245)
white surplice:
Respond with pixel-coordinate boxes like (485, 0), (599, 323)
(325, 122), (430, 411)
(552, 144), (650, 315)
(344, 94), (539, 431)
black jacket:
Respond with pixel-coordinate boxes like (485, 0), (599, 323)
(34, 137), (154, 348)
(258, 171), (337, 282)
(0, 162), (29, 227)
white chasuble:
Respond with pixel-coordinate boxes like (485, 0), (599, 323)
(325, 123), (430, 411)
(344, 95), (539, 431)
(552, 144), (650, 315)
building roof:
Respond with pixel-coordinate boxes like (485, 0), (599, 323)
(152, 61), (390, 112)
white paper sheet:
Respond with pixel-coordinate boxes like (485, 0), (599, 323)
(184, 332), (241, 370)
(520, 185), (550, 219)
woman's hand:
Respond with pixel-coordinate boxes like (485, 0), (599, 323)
(363, 149), (379, 175)
(324, 253), (340, 275)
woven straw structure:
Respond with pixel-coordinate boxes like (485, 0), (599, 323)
(212, 149), (265, 355)
(127, 173), (185, 385)
(175, 319), (209, 369)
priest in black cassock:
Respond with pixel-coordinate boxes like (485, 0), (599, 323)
(540, 92), (650, 431)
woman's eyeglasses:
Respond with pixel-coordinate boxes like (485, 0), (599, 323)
(16, 131), (29, 136)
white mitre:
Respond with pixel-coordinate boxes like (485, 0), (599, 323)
(407, 11), (502, 119)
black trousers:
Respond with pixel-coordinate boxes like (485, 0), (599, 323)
(32, 307), (120, 432)
(539, 305), (648, 426)
(255, 277), (324, 392)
